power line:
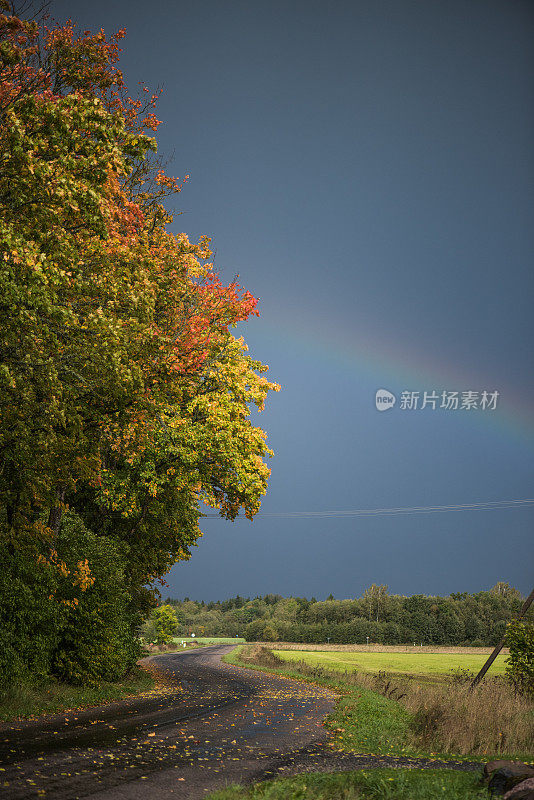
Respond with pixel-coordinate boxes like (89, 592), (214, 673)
(202, 499), (534, 519)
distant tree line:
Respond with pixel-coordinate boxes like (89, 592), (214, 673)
(164, 583), (530, 646)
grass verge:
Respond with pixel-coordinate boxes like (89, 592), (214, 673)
(220, 647), (496, 800)
(225, 646), (419, 759)
(0, 665), (157, 723)
(205, 768), (487, 800)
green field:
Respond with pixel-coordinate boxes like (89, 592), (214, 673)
(173, 637), (246, 645)
(273, 648), (507, 676)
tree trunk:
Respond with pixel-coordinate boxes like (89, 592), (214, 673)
(47, 486), (66, 536)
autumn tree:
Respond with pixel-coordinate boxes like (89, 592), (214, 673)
(152, 605), (179, 645)
(0, 4), (279, 685)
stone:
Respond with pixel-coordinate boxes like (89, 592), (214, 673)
(503, 777), (534, 800)
(490, 769), (519, 795)
(484, 762), (534, 781)
(487, 766), (534, 796)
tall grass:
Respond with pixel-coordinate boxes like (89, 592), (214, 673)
(0, 667), (156, 722)
(402, 677), (533, 756)
(305, 663), (533, 757)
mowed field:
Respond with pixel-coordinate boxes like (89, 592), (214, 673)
(273, 648), (507, 676)
(264, 642), (506, 654)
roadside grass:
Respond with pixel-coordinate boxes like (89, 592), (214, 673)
(219, 647), (502, 800)
(225, 646), (420, 759)
(345, 668), (533, 760)
(327, 682), (415, 757)
(0, 666), (156, 723)
(205, 768), (487, 800)
(225, 646), (534, 761)
(272, 649), (507, 677)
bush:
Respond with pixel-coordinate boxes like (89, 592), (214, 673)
(262, 624), (279, 642)
(139, 616), (158, 645)
(0, 514), (142, 689)
(52, 514), (140, 686)
(505, 620), (534, 695)
(151, 605), (179, 644)
(240, 645), (285, 668)
(0, 541), (63, 689)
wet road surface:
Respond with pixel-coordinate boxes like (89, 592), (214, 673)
(0, 645), (478, 799)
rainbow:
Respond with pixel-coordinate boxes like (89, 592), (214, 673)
(254, 314), (534, 447)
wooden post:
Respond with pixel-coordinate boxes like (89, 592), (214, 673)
(470, 587), (534, 689)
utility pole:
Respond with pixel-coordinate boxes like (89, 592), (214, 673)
(470, 587), (534, 689)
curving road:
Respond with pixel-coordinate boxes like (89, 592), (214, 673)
(0, 646), (478, 799)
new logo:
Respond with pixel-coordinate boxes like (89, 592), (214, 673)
(375, 389), (396, 411)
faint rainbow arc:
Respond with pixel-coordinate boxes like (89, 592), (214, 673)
(254, 316), (534, 444)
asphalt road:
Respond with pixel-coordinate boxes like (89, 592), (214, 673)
(0, 645), (478, 799)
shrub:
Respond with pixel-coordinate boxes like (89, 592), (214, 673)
(139, 616), (158, 645)
(262, 624), (279, 642)
(0, 541), (63, 689)
(151, 605), (179, 645)
(0, 514), (142, 689)
(240, 645), (285, 668)
(505, 620), (534, 695)
(52, 513), (140, 686)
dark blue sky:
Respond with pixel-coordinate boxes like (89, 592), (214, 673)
(54, 0), (534, 599)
